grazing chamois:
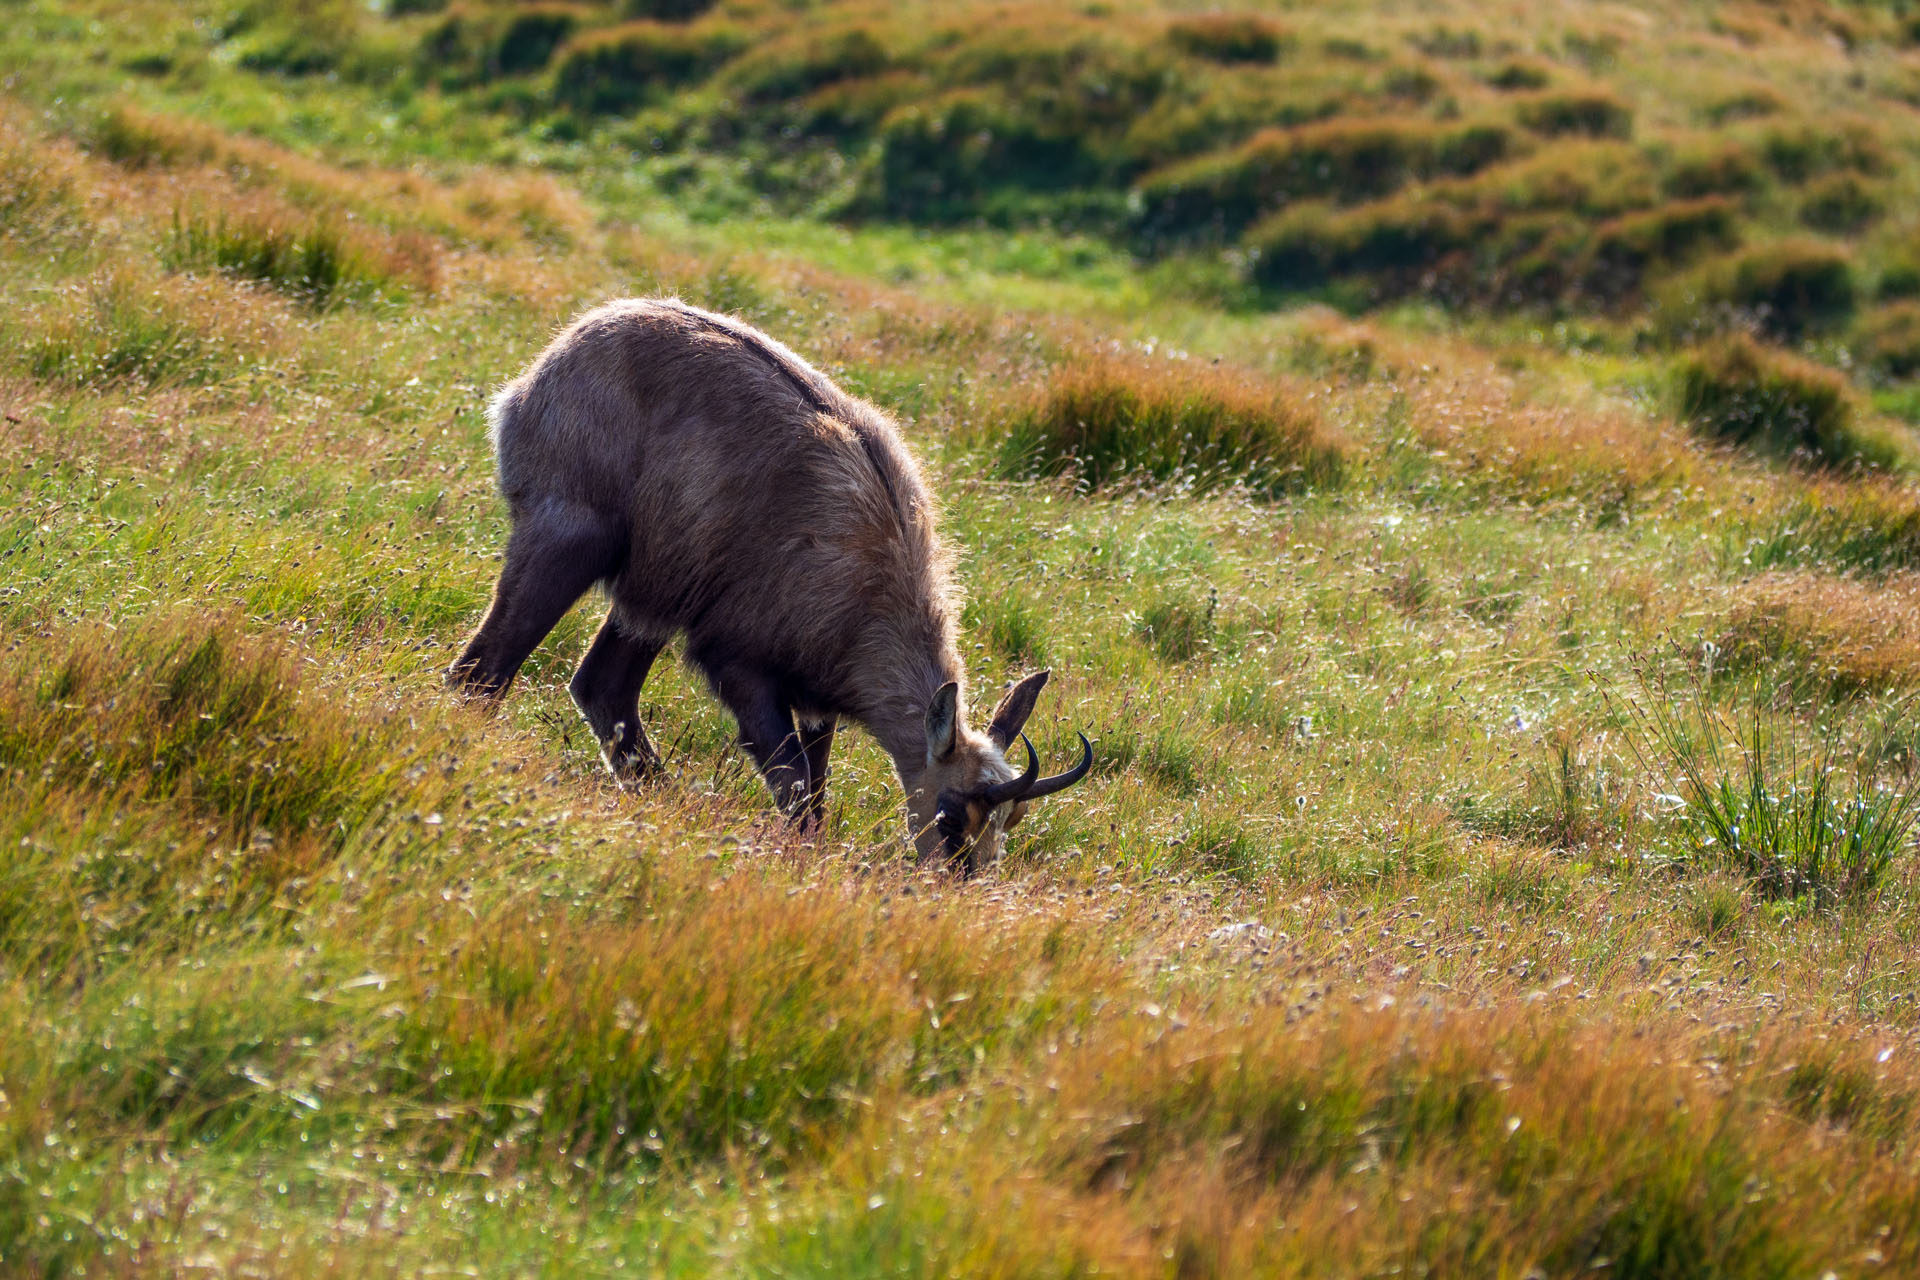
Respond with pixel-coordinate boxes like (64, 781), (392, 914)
(448, 298), (1091, 871)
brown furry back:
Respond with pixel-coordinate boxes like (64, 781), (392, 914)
(488, 297), (962, 762)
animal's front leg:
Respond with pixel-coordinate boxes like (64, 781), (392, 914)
(713, 669), (811, 818)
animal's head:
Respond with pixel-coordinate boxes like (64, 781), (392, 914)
(904, 670), (1093, 874)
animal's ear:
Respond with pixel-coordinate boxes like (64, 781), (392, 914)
(986, 670), (1049, 751)
(925, 681), (960, 762)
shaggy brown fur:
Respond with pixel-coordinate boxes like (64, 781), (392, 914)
(448, 297), (1086, 869)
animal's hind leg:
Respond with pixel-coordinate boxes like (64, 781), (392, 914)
(448, 503), (624, 701)
(798, 716), (836, 830)
(570, 613), (667, 782)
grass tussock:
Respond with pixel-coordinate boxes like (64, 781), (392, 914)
(1743, 476), (1920, 574)
(417, 2), (586, 85)
(1000, 353), (1348, 496)
(1513, 88), (1634, 139)
(0, 119), (81, 245)
(86, 101), (223, 170)
(1043, 1006), (1886, 1277)
(0, 617), (472, 973)
(1248, 144), (1737, 306)
(406, 874), (1103, 1166)
(1683, 238), (1858, 341)
(0, 618), (421, 850)
(22, 269), (247, 388)
(1165, 14), (1289, 65)
(1857, 301), (1920, 381)
(1676, 334), (1900, 469)
(1721, 571), (1920, 694)
(552, 18), (748, 114)
(1620, 665), (1920, 902)
(163, 202), (438, 306)
(1136, 117), (1515, 242)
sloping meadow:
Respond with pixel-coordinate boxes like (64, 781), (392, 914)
(6, 23), (1920, 1274)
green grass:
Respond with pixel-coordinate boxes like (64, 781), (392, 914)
(1619, 668), (1920, 903)
(7, 0), (1920, 1273)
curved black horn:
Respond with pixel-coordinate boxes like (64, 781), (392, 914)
(984, 734), (1039, 806)
(1023, 731), (1094, 800)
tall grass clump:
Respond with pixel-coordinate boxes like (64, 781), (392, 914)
(1676, 334), (1901, 469)
(1619, 666), (1920, 902)
(163, 208), (430, 307)
(1720, 572), (1920, 695)
(24, 270), (228, 387)
(0, 124), (78, 244)
(999, 354), (1347, 496)
(0, 620), (411, 847)
(85, 102), (221, 170)
(0, 619), (457, 970)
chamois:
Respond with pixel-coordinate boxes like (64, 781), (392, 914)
(448, 298), (1091, 871)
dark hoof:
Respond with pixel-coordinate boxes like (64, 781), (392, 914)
(606, 745), (665, 785)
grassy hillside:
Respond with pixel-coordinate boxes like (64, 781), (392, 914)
(9, 0), (1920, 1274)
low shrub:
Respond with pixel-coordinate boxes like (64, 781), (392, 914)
(1135, 117), (1515, 240)
(998, 353), (1347, 496)
(1857, 302), (1920, 380)
(1675, 334), (1893, 468)
(1166, 13), (1288, 64)
(552, 19), (746, 115)
(1514, 89), (1633, 138)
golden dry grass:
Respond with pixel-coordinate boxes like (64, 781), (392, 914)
(1721, 570), (1920, 692)
(10, 28), (1920, 1269)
